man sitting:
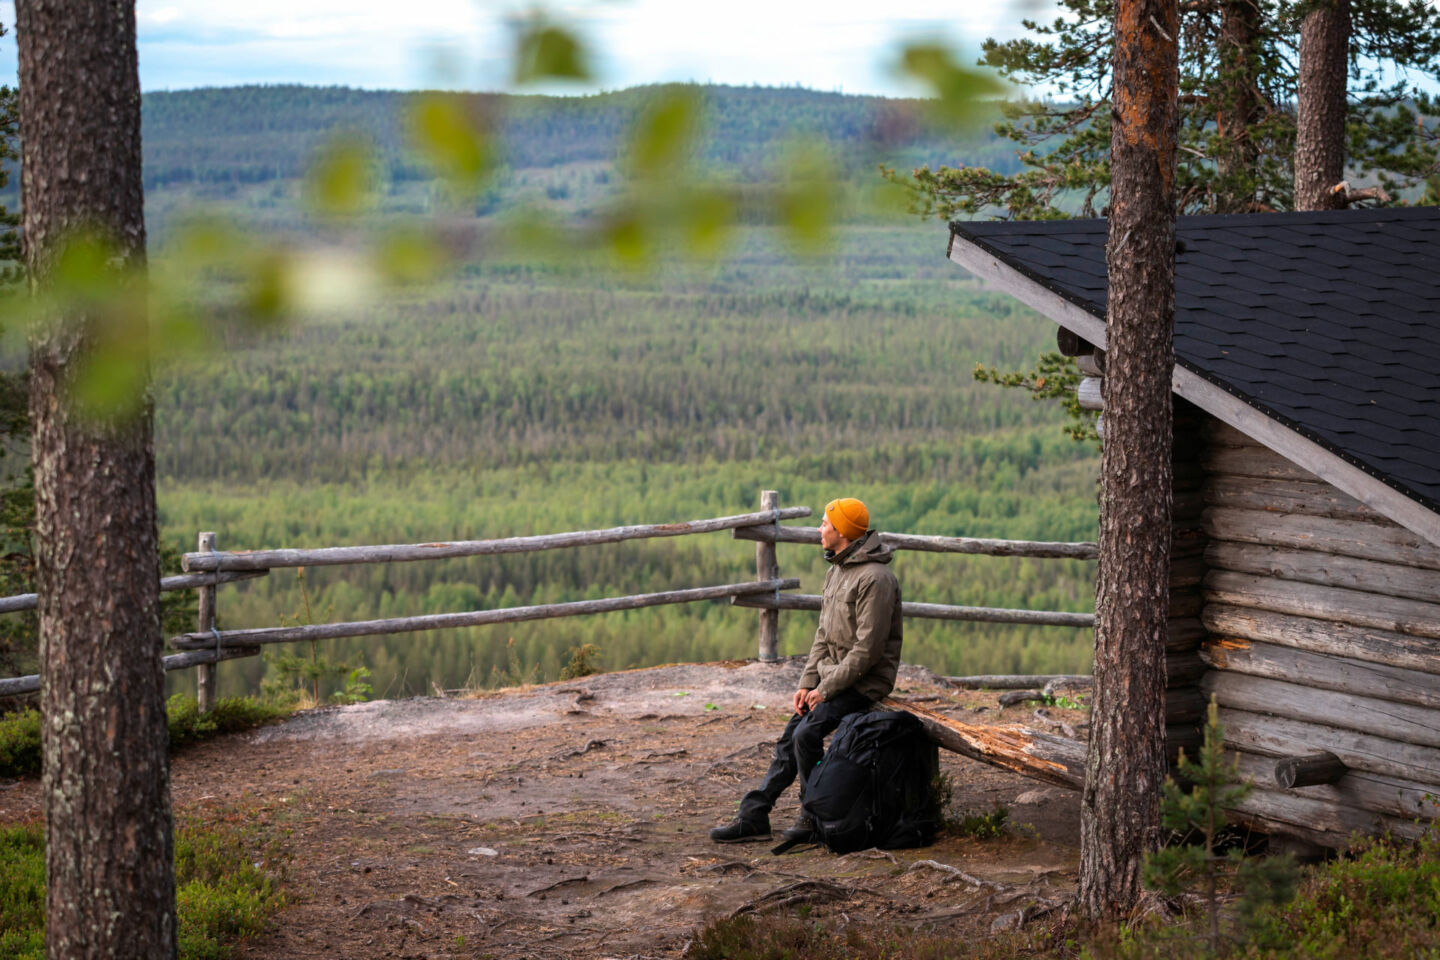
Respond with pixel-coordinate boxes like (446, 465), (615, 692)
(709, 496), (903, 844)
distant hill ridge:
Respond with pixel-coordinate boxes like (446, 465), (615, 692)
(138, 83), (1015, 190)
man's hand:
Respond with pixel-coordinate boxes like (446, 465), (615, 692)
(792, 688), (812, 716)
(803, 688), (823, 712)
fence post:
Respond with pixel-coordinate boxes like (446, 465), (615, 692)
(755, 491), (780, 662)
(196, 531), (218, 713)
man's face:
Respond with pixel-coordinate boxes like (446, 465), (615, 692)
(819, 514), (846, 552)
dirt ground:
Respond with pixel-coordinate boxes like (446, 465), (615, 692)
(0, 659), (1087, 959)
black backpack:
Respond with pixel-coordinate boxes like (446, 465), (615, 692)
(797, 710), (940, 854)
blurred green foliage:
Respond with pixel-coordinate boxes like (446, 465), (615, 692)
(512, 19), (591, 85)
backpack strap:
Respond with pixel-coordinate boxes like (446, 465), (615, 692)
(770, 836), (807, 856)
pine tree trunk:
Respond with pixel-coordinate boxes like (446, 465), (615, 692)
(1080, 0), (1177, 921)
(15, 2), (176, 958)
(1294, 0), (1350, 211)
(1213, 0), (1262, 213)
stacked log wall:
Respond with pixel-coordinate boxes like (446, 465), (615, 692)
(1199, 420), (1440, 848)
(1074, 349), (1206, 761)
(1166, 399), (1209, 759)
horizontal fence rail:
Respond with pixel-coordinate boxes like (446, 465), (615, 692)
(182, 508), (814, 573)
(733, 525), (1098, 560)
(0, 645), (259, 699)
(1, 492), (1098, 704)
(0, 569), (267, 615)
(732, 592), (1095, 628)
(172, 578), (801, 649)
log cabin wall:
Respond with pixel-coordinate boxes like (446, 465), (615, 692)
(1166, 399), (1208, 760)
(1076, 351), (1207, 764)
(1198, 419), (1440, 849)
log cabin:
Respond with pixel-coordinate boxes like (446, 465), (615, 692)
(946, 207), (1440, 851)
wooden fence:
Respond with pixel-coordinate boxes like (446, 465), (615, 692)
(0, 491), (1097, 709)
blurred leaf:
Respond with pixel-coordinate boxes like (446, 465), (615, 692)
(513, 23), (591, 84)
(68, 337), (147, 421)
(243, 250), (291, 326)
(167, 219), (250, 267)
(376, 229), (450, 285)
(287, 250), (377, 314)
(149, 301), (207, 357)
(898, 43), (1008, 127)
(306, 136), (374, 216)
(681, 187), (734, 257)
(241, 247), (379, 324)
(410, 94), (492, 195)
(66, 282), (150, 421)
(499, 206), (568, 263)
(628, 89), (698, 179)
(48, 231), (121, 304)
(606, 212), (648, 266)
(859, 176), (912, 221)
(775, 145), (838, 257)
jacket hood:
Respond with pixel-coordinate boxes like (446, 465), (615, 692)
(826, 529), (894, 566)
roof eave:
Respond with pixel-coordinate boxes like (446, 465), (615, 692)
(947, 233), (1440, 550)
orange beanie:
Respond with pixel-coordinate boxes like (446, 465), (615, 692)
(824, 498), (869, 541)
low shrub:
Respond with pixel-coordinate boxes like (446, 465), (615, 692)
(167, 694), (288, 749)
(0, 709), (41, 779)
(1242, 830), (1440, 959)
(0, 696), (287, 778)
(0, 810), (286, 960)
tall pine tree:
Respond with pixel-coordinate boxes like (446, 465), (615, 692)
(889, 0), (1440, 219)
(15, 1), (177, 956)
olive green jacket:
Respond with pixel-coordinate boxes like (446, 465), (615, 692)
(799, 530), (903, 702)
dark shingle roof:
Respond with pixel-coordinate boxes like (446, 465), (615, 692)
(950, 208), (1440, 514)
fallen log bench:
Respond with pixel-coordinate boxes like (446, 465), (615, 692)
(882, 696), (1086, 791)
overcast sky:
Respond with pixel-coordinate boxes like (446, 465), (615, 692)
(0, 1), (1035, 97)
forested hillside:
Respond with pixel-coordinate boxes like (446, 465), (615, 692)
(137, 83), (1016, 192)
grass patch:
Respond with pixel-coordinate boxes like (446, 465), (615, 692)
(0, 696), (289, 779)
(0, 808), (288, 960)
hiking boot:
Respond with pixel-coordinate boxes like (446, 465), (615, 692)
(781, 814), (815, 844)
(770, 814), (817, 855)
(709, 817), (771, 843)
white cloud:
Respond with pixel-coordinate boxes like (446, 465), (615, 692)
(141, 6), (183, 25)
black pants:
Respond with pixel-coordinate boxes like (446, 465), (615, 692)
(737, 688), (871, 824)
